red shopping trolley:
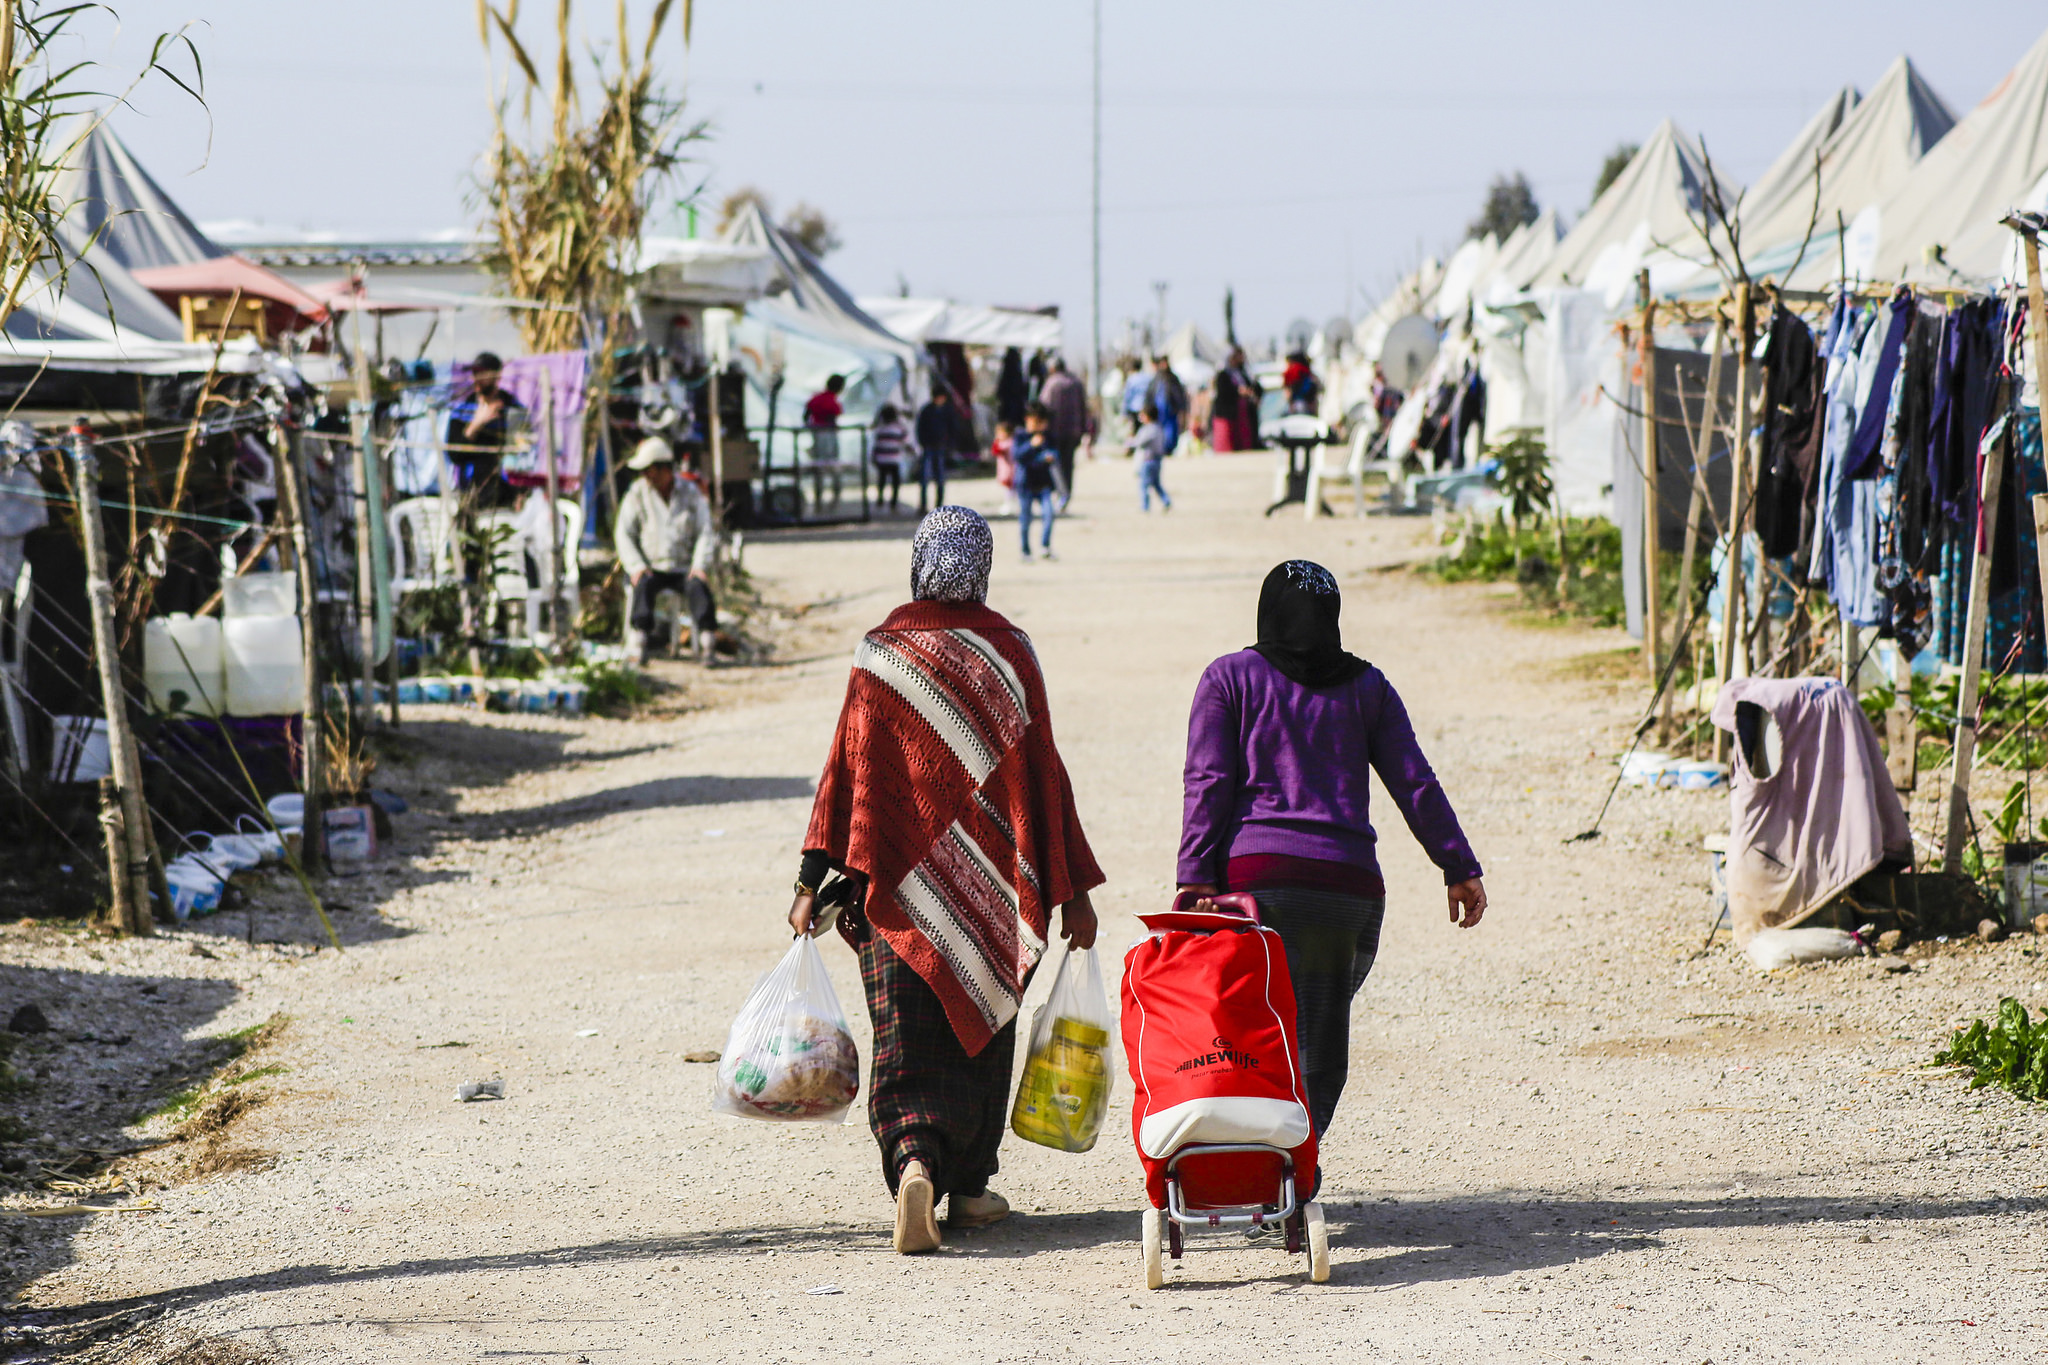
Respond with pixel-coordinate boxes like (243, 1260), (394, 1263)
(1121, 891), (1328, 1288)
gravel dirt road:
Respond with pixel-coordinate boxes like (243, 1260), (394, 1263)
(5, 456), (2046, 1363)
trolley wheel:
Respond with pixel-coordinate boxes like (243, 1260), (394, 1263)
(1142, 1208), (1165, 1290)
(1306, 1202), (1330, 1283)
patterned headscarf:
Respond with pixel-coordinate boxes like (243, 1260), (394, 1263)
(1252, 559), (1368, 686)
(910, 505), (994, 603)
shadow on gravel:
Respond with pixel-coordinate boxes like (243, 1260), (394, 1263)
(17, 1184), (2044, 1344)
(465, 775), (815, 838)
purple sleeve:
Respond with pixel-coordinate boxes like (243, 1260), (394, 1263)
(1177, 664), (1241, 885)
(1366, 676), (1483, 885)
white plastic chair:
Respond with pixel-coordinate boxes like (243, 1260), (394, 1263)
(1305, 423), (1379, 519)
(518, 498), (584, 641)
(389, 497), (455, 593)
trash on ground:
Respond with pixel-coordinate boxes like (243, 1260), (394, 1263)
(456, 1079), (506, 1102)
(1743, 926), (1868, 971)
(682, 1050), (721, 1063)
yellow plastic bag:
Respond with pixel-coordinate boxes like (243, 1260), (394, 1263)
(1010, 946), (1113, 1152)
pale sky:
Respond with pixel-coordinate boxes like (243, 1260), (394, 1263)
(97, 2), (2037, 349)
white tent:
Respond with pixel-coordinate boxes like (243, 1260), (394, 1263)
(1821, 26), (2048, 288)
(1477, 208), (1564, 303)
(1430, 233), (1501, 323)
(1532, 120), (1737, 307)
(1722, 58), (1956, 290)
(857, 297), (1061, 352)
(721, 202), (918, 425)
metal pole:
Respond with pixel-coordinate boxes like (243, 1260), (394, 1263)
(68, 422), (151, 934)
(274, 422), (324, 876)
(1090, 0), (1102, 396)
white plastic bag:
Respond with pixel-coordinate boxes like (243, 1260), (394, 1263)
(1010, 946), (1114, 1152)
(713, 934), (861, 1123)
(1744, 926), (1867, 971)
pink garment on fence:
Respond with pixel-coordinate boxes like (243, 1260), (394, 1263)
(1709, 676), (1913, 945)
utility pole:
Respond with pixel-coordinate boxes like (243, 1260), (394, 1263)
(69, 423), (151, 934)
(1090, 0), (1101, 392)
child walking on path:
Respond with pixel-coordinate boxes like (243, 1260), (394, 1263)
(1014, 402), (1060, 560)
(1130, 402), (1172, 512)
(870, 403), (912, 512)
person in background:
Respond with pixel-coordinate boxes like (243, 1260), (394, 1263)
(870, 403), (912, 513)
(1212, 346), (1263, 452)
(614, 437), (718, 666)
(1178, 560), (1485, 1171)
(914, 386), (964, 513)
(446, 350), (526, 509)
(1013, 401), (1060, 561)
(1283, 351), (1322, 415)
(1146, 355), (1189, 455)
(792, 506), (1101, 1254)
(995, 347), (1029, 428)
(991, 418), (1018, 518)
(1038, 355), (1088, 510)
(1129, 400), (1172, 513)
(806, 374), (846, 468)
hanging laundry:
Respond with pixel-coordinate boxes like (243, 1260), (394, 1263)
(1754, 306), (1819, 560)
(1843, 289), (1913, 481)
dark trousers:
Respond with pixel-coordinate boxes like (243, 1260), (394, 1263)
(1245, 887), (1387, 1137)
(628, 570), (715, 636)
(1054, 437), (1079, 504)
(859, 933), (1017, 1197)
(875, 462), (903, 507)
(917, 450), (948, 513)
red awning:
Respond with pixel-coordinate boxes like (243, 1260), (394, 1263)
(129, 254), (328, 322)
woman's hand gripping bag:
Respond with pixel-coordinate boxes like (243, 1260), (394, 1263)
(1121, 895), (1316, 1210)
(713, 934), (861, 1122)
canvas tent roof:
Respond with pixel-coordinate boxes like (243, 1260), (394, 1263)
(635, 236), (775, 306)
(1430, 233), (1500, 322)
(1532, 120), (1736, 305)
(1717, 59), (1955, 290)
(50, 122), (325, 320)
(1478, 208), (1563, 302)
(720, 201), (917, 423)
(857, 296), (1062, 351)
(1825, 26), (2048, 288)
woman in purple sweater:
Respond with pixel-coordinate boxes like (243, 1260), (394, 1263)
(1178, 560), (1486, 1142)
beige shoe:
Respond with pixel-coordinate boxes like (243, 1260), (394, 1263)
(893, 1160), (940, 1254)
(948, 1189), (1009, 1228)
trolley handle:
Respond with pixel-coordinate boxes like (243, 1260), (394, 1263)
(1168, 889), (1261, 923)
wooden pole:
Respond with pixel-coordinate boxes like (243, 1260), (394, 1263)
(274, 422), (324, 876)
(68, 423), (151, 934)
(1637, 270), (1661, 679)
(348, 269), (377, 726)
(2011, 221), (2048, 419)
(1943, 399), (2010, 874)
(1713, 285), (1753, 764)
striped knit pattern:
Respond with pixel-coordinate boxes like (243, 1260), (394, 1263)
(807, 600), (1102, 1056)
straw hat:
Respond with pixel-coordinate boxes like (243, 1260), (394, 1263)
(627, 436), (676, 470)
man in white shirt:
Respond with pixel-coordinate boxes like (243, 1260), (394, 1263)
(614, 437), (717, 664)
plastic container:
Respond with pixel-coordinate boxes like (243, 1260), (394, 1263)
(324, 804), (378, 869)
(224, 614), (305, 716)
(221, 571), (297, 620)
(163, 855), (224, 919)
(1675, 760), (1730, 791)
(143, 614), (226, 716)
(1010, 1016), (1112, 1152)
(266, 792), (304, 831)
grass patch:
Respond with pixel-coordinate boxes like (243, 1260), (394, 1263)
(141, 1085), (205, 1125)
(577, 658), (655, 715)
(1554, 647), (1644, 683)
(1936, 998), (2048, 1101)
(223, 1065), (290, 1087)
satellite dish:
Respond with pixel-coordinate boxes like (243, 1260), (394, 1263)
(1377, 314), (1440, 391)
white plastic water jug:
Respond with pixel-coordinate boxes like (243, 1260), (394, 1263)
(143, 614), (226, 716)
(224, 614), (305, 716)
(222, 571), (297, 619)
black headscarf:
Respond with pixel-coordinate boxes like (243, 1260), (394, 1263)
(1251, 560), (1368, 687)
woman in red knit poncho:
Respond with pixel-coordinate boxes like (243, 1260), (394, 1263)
(788, 506), (1103, 1254)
